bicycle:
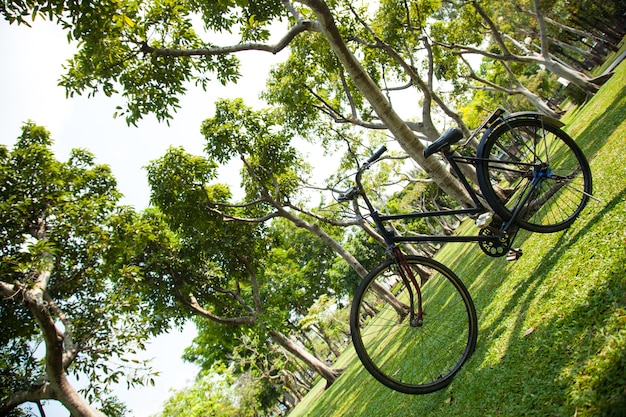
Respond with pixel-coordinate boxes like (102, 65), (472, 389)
(337, 108), (593, 394)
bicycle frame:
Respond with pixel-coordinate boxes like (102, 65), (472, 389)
(355, 152), (506, 249)
(347, 109), (591, 393)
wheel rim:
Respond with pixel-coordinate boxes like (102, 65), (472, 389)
(351, 257), (477, 394)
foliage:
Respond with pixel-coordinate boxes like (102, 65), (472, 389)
(2, 0), (621, 127)
(2, 0), (283, 125)
(160, 362), (283, 417)
(200, 98), (305, 202)
(4, 0), (620, 212)
(327, 231), (385, 298)
(160, 367), (238, 417)
(131, 98), (352, 400)
(0, 123), (156, 416)
(2, 1), (624, 414)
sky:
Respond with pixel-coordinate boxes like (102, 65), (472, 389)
(0, 18), (285, 417)
(0, 20), (278, 209)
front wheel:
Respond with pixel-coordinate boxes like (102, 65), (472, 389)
(350, 256), (478, 394)
(477, 118), (592, 233)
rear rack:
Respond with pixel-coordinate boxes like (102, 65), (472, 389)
(461, 108), (505, 146)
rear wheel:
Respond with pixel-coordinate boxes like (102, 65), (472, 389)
(350, 256), (478, 394)
(477, 118), (592, 233)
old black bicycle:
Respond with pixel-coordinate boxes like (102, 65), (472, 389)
(338, 109), (592, 394)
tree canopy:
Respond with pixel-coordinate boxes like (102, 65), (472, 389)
(0, 123), (159, 416)
(2, 0), (622, 213)
(3, 0), (622, 209)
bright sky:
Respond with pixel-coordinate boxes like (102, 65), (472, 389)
(0, 20), (279, 209)
(0, 19), (282, 417)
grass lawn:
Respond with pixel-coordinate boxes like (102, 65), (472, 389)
(288, 59), (626, 417)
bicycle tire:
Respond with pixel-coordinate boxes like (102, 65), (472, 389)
(350, 255), (478, 394)
(477, 118), (592, 233)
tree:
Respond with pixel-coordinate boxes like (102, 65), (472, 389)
(111, 110), (347, 386)
(299, 294), (350, 360)
(1, 0), (618, 207)
(195, 98), (411, 318)
(159, 367), (239, 417)
(131, 96), (429, 395)
(160, 361), (284, 417)
(0, 123), (157, 417)
(539, 0), (625, 54)
(435, 0), (607, 95)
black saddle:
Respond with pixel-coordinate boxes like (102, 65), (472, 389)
(423, 128), (464, 158)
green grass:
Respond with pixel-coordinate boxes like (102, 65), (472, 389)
(288, 59), (626, 417)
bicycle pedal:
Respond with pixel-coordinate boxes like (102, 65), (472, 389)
(476, 212), (493, 228)
(506, 248), (523, 261)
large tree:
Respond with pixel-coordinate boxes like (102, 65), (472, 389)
(0, 124), (158, 417)
(111, 114), (346, 387)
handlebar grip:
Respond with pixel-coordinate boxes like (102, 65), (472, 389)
(366, 146), (387, 164)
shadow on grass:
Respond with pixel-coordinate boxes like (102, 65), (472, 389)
(536, 188), (626, 273)
(447, 58), (626, 416)
(293, 189), (625, 417)
(452, 182), (626, 414)
(298, 346), (413, 417)
(290, 61), (626, 417)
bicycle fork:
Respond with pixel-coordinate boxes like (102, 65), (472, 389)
(392, 247), (424, 327)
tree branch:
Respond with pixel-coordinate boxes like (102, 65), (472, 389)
(283, 200), (361, 228)
(197, 182), (282, 223)
(212, 284), (257, 316)
(459, 55), (519, 95)
(238, 255), (263, 314)
(471, 1), (511, 56)
(143, 19), (316, 57)
(0, 280), (19, 299)
(182, 292), (256, 326)
(0, 386), (55, 416)
(43, 294), (79, 371)
(532, 0), (551, 60)
(203, 200), (282, 223)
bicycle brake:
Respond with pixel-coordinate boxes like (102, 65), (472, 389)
(338, 186), (359, 202)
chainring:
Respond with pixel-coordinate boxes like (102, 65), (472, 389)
(478, 226), (513, 257)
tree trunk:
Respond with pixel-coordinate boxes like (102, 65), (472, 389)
(2, 285), (107, 417)
(281, 371), (305, 402)
(308, 324), (341, 358)
(0, 221), (106, 417)
(315, 325), (341, 358)
(531, 0), (599, 94)
(470, 0), (601, 95)
(270, 330), (343, 387)
(29, 289), (107, 417)
(300, 0), (475, 208)
(276, 206), (411, 317)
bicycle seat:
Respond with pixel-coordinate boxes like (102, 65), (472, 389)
(423, 128), (464, 158)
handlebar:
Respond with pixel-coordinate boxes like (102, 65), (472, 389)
(366, 146), (387, 165)
(337, 146), (387, 202)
